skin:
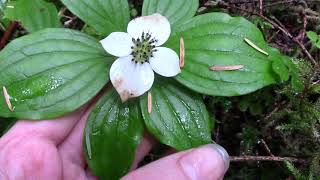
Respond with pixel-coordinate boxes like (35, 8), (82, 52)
(0, 94), (227, 180)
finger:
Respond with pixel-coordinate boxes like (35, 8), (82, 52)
(122, 144), (230, 180)
(0, 106), (90, 180)
(58, 103), (93, 180)
(130, 133), (156, 170)
(0, 135), (63, 180)
(58, 86), (109, 155)
(0, 106), (89, 147)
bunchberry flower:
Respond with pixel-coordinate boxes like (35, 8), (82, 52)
(100, 13), (180, 101)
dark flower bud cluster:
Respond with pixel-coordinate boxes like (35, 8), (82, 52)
(131, 32), (158, 64)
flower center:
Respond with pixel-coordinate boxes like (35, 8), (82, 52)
(131, 32), (157, 64)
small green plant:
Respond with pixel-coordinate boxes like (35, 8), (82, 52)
(307, 31), (320, 49)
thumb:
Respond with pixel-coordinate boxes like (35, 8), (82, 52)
(122, 144), (230, 180)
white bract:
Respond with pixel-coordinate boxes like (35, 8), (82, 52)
(100, 13), (180, 101)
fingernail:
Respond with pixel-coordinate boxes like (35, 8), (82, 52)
(179, 144), (230, 180)
(210, 144), (230, 172)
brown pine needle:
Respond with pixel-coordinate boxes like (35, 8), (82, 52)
(147, 91), (152, 113)
(179, 37), (185, 68)
(2, 86), (13, 111)
(209, 65), (244, 71)
(244, 38), (269, 56)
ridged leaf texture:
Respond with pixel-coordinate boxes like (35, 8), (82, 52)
(142, 0), (198, 26)
(140, 79), (213, 151)
(61, 0), (130, 36)
(166, 13), (283, 96)
(84, 89), (144, 180)
(0, 28), (112, 119)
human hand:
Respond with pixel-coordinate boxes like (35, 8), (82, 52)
(0, 100), (229, 180)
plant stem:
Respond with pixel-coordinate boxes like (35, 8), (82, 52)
(230, 156), (306, 163)
(0, 21), (18, 49)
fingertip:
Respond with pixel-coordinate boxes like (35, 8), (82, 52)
(122, 143), (229, 180)
(210, 144), (230, 172)
(179, 144), (230, 180)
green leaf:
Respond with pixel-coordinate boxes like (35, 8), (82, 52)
(84, 89), (144, 180)
(166, 13), (279, 96)
(307, 31), (319, 42)
(4, 0), (60, 33)
(316, 41), (320, 49)
(140, 78), (212, 151)
(61, 0), (130, 36)
(142, 0), (198, 26)
(307, 31), (320, 49)
(0, 28), (112, 119)
(271, 53), (289, 81)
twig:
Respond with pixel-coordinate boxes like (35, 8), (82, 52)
(267, 30), (280, 42)
(270, 16), (287, 30)
(264, 101), (287, 121)
(296, 1), (308, 41)
(305, 8), (320, 16)
(306, 15), (320, 21)
(230, 156), (306, 163)
(263, 101), (289, 128)
(259, 0), (263, 15)
(300, 12), (307, 41)
(218, 2), (318, 67)
(264, 0), (295, 8)
(263, 15), (316, 65)
(259, 139), (274, 156)
(259, 139), (288, 169)
(226, 0), (265, 4)
(0, 21), (18, 49)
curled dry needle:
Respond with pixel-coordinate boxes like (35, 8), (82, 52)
(148, 91), (152, 113)
(180, 37), (185, 68)
(244, 38), (269, 56)
(209, 65), (244, 71)
(2, 86), (13, 111)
